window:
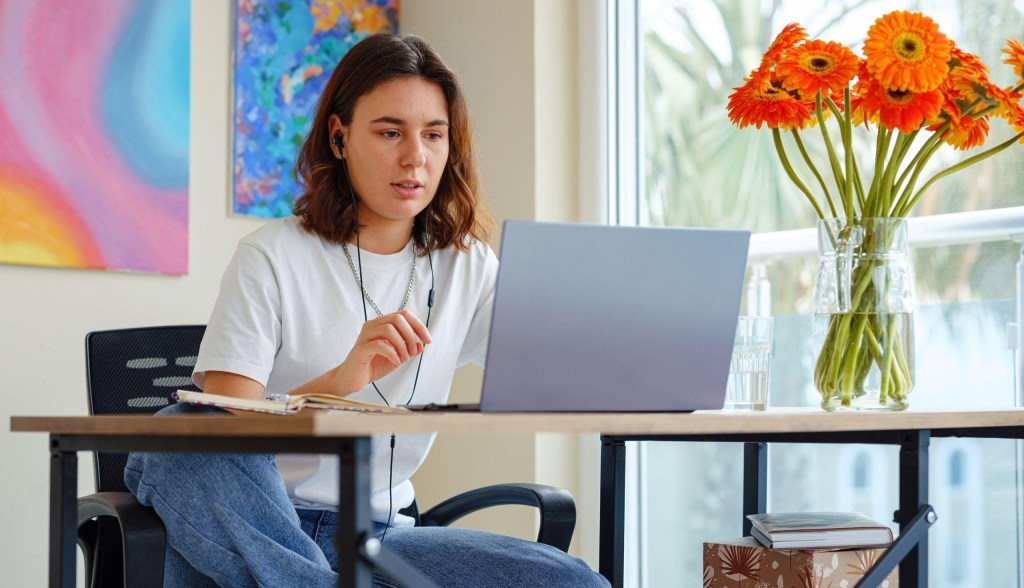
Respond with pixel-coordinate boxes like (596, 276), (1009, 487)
(932, 442), (986, 587)
(838, 447), (889, 518)
(604, 0), (1024, 585)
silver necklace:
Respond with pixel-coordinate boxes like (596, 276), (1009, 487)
(341, 242), (416, 316)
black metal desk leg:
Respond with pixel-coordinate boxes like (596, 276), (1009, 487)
(337, 436), (373, 587)
(742, 442), (767, 536)
(599, 437), (626, 587)
(897, 430), (930, 587)
(49, 435), (76, 588)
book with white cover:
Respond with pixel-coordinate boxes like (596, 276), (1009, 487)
(173, 390), (407, 415)
(747, 512), (894, 550)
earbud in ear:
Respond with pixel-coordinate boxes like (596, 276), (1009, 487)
(330, 135), (342, 148)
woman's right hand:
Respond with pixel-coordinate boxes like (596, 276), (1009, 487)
(333, 310), (432, 393)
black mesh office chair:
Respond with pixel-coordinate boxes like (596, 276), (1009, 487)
(78, 326), (576, 587)
(77, 325), (206, 587)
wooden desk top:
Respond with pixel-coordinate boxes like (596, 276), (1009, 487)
(11, 407), (1024, 438)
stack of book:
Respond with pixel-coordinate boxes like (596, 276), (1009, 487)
(746, 511), (894, 550)
(703, 512), (896, 587)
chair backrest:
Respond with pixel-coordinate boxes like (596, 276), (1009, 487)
(85, 326), (206, 493)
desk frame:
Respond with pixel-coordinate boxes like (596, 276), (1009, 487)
(599, 426), (1024, 588)
(19, 410), (1024, 588)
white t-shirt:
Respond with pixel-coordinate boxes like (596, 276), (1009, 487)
(193, 216), (498, 526)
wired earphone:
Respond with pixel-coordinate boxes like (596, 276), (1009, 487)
(333, 133), (435, 542)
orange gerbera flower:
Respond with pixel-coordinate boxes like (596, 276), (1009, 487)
(726, 13), (1024, 230)
(777, 40), (859, 99)
(948, 69), (989, 104)
(983, 83), (1023, 120)
(928, 113), (990, 150)
(863, 11), (952, 92)
(850, 61), (879, 126)
(850, 59), (872, 95)
(944, 47), (989, 102)
(1009, 107), (1024, 143)
(950, 47), (988, 77)
(1003, 39), (1024, 80)
(727, 72), (813, 130)
(762, 23), (808, 68)
(856, 74), (944, 133)
(930, 93), (964, 127)
(948, 65), (1022, 120)
(1001, 99), (1024, 130)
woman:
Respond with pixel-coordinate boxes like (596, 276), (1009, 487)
(125, 33), (608, 587)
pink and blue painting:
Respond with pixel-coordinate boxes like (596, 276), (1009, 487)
(232, 0), (399, 218)
(0, 0), (190, 274)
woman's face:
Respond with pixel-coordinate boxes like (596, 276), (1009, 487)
(332, 76), (450, 234)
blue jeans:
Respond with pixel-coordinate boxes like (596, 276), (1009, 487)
(124, 404), (609, 587)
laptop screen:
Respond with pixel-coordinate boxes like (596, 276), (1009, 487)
(479, 221), (749, 412)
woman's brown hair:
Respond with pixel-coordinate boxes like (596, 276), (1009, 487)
(293, 34), (493, 253)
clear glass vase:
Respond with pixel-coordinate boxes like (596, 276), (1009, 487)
(813, 218), (914, 411)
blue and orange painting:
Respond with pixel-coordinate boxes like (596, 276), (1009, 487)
(231, 0), (399, 218)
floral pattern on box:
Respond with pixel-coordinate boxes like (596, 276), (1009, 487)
(703, 537), (898, 587)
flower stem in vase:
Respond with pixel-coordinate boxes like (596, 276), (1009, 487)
(814, 226), (914, 410)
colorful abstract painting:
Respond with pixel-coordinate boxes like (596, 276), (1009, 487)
(232, 0), (399, 218)
(0, 0), (190, 274)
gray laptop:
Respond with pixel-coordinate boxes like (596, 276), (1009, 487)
(477, 221), (750, 412)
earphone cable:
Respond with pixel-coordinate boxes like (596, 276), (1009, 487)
(345, 160), (391, 408)
(406, 250), (435, 405)
(380, 433), (396, 543)
(341, 151), (435, 543)
(344, 157), (396, 540)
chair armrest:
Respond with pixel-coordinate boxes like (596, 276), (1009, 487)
(419, 483), (576, 552)
(78, 492), (165, 586)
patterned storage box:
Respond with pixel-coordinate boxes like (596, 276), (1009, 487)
(703, 537), (898, 587)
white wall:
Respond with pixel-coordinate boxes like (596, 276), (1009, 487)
(0, 1), (591, 585)
(404, 0), (601, 565)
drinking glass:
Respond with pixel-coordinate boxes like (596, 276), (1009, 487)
(724, 316), (773, 411)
